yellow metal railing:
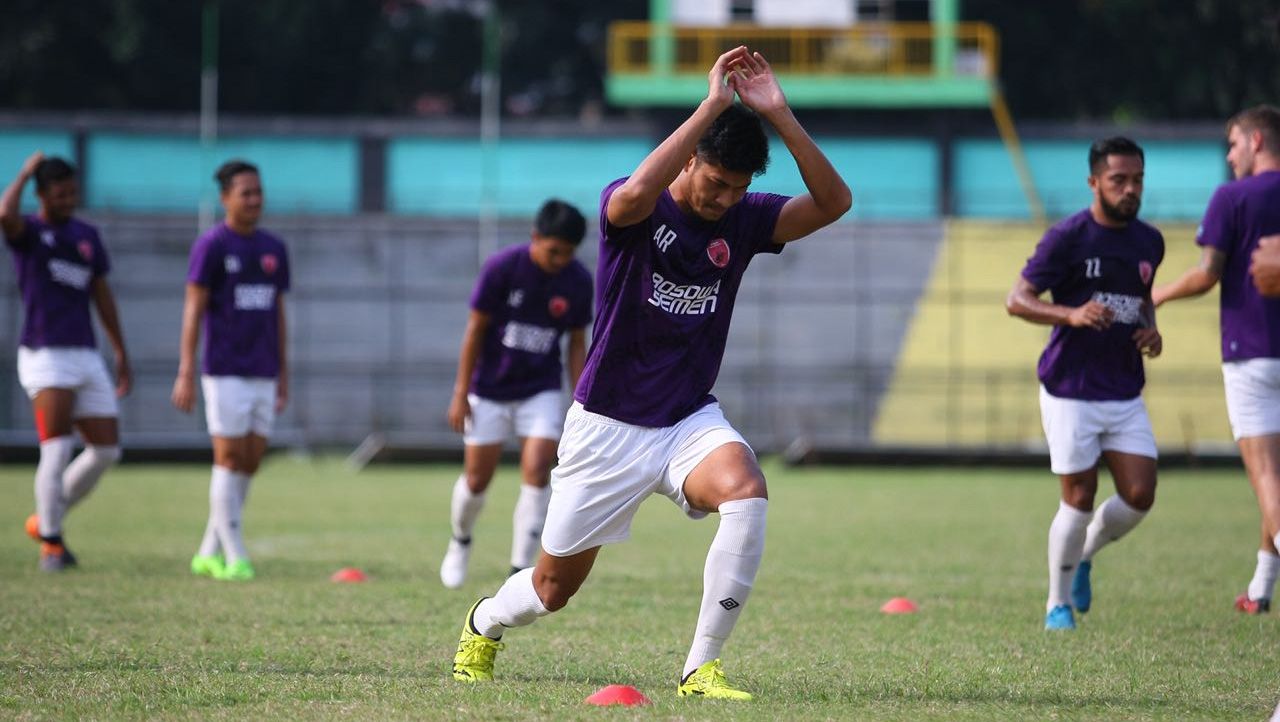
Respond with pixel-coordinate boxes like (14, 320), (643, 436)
(608, 21), (998, 78)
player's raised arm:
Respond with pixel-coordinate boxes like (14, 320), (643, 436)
(1006, 277), (1114, 330)
(1152, 246), (1224, 306)
(606, 46), (748, 228)
(731, 51), (852, 243)
(0, 151), (43, 240)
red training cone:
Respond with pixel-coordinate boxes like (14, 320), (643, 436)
(330, 567), (369, 583)
(584, 684), (652, 707)
(880, 596), (919, 614)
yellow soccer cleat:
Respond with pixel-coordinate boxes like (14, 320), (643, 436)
(452, 598), (504, 682)
(677, 659), (753, 701)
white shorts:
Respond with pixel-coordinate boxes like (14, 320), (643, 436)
(16, 346), (118, 418)
(202, 375), (277, 438)
(1039, 385), (1157, 475)
(1222, 359), (1280, 440)
(541, 401), (753, 556)
(464, 390), (564, 445)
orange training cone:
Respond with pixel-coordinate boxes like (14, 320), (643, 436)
(584, 684), (651, 707)
(330, 567), (369, 583)
(880, 597), (919, 614)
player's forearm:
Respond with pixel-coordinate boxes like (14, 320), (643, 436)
(0, 169), (31, 232)
(452, 323), (485, 396)
(92, 283), (129, 361)
(766, 108), (852, 219)
(1153, 267), (1218, 306)
(567, 333), (587, 391)
(611, 99), (728, 224)
(276, 299), (288, 378)
(1006, 291), (1072, 326)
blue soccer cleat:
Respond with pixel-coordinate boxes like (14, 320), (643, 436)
(1071, 560), (1092, 613)
(1044, 604), (1076, 631)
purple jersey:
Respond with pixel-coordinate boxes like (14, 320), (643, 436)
(187, 223), (290, 378)
(5, 215), (110, 349)
(469, 243), (593, 401)
(1022, 209), (1164, 401)
(575, 177), (789, 427)
(1196, 170), (1280, 361)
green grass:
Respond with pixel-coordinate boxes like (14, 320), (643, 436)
(0, 457), (1275, 720)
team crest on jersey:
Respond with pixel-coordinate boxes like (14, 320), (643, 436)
(548, 295), (569, 318)
(707, 238), (730, 268)
(77, 240), (93, 261)
(1138, 260), (1153, 285)
(40, 230), (55, 247)
(224, 255), (241, 273)
(260, 253), (278, 274)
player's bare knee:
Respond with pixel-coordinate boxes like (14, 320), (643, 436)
(1123, 484), (1156, 511)
(532, 572), (579, 611)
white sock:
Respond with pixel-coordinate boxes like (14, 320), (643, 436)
(1047, 500), (1092, 610)
(471, 567), (550, 639)
(450, 474), (486, 542)
(209, 466), (249, 564)
(1080, 495), (1147, 561)
(1248, 550), (1280, 602)
(511, 484), (550, 570)
(682, 497), (768, 679)
(197, 518), (221, 558)
(236, 471), (252, 512)
(35, 436), (76, 538)
(62, 444), (121, 509)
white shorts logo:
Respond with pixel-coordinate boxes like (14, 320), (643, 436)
(502, 321), (556, 354)
(234, 284), (276, 310)
(48, 259), (91, 290)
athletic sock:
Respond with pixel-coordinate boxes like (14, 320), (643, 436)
(1080, 494), (1147, 561)
(1047, 500), (1092, 610)
(682, 497), (768, 679)
(450, 473), (486, 542)
(197, 518), (221, 558)
(1248, 550), (1280, 602)
(235, 470), (252, 512)
(62, 444), (121, 509)
(471, 567), (550, 639)
(209, 466), (249, 564)
(510, 484), (550, 570)
(35, 436), (75, 538)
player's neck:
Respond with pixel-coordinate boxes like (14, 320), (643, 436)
(224, 219), (257, 237)
(1252, 153), (1280, 175)
(37, 209), (71, 226)
(668, 176), (695, 216)
(1088, 204), (1128, 230)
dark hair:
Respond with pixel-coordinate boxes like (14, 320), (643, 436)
(1088, 136), (1144, 175)
(696, 104), (770, 177)
(534, 198), (586, 246)
(33, 157), (76, 192)
(1228, 105), (1280, 156)
(214, 159), (259, 192)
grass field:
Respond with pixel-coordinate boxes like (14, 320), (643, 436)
(0, 457), (1275, 721)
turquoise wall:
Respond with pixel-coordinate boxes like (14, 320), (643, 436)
(770, 138), (937, 220)
(955, 138), (1225, 220)
(0, 130), (76, 211)
(87, 134), (357, 214)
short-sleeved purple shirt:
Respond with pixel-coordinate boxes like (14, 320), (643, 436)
(5, 215), (110, 349)
(1196, 170), (1280, 361)
(469, 243), (593, 401)
(187, 223), (290, 378)
(1021, 209), (1165, 401)
(575, 177), (789, 427)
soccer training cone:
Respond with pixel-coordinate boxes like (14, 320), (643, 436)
(584, 684), (651, 707)
(880, 597), (919, 614)
(329, 567), (368, 583)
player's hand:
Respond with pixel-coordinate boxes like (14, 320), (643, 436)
(1066, 300), (1114, 330)
(707, 46), (748, 110)
(1132, 327), (1162, 358)
(447, 393), (470, 434)
(728, 50), (787, 115)
(114, 356), (132, 398)
(275, 375), (289, 413)
(1250, 234), (1280, 298)
(171, 373), (196, 413)
(20, 151), (44, 177)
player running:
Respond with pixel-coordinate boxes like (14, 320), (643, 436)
(1006, 137), (1164, 631)
(440, 199), (592, 588)
(449, 46), (851, 699)
(1154, 105), (1280, 614)
(172, 159), (290, 582)
(2, 152), (130, 572)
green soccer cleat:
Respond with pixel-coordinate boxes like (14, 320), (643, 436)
(215, 559), (255, 581)
(452, 598), (504, 682)
(190, 554), (226, 578)
(677, 659), (753, 701)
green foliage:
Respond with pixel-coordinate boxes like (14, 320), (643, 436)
(0, 458), (1273, 720)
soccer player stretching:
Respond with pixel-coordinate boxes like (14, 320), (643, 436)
(440, 199), (593, 588)
(172, 160), (290, 582)
(1007, 137), (1164, 630)
(450, 46), (851, 698)
(2, 152), (130, 571)
(1154, 106), (1280, 614)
